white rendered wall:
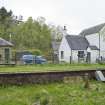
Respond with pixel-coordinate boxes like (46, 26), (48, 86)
(72, 50), (78, 63)
(87, 48), (99, 63)
(59, 37), (71, 63)
(86, 28), (105, 58)
(72, 50), (87, 63)
(86, 33), (99, 48)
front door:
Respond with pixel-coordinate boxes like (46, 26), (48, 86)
(5, 48), (10, 63)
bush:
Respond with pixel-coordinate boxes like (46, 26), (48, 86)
(31, 49), (42, 56)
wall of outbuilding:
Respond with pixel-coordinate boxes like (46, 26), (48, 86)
(87, 48), (99, 63)
(0, 47), (12, 64)
(72, 50), (87, 63)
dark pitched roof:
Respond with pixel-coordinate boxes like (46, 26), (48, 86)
(51, 41), (60, 51)
(0, 38), (13, 47)
(66, 35), (89, 50)
(80, 23), (105, 36)
(89, 45), (99, 50)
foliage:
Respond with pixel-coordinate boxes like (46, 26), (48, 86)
(50, 25), (63, 41)
(31, 49), (42, 56)
(0, 81), (105, 105)
(0, 7), (16, 40)
(0, 7), (64, 57)
(0, 7), (52, 54)
(12, 17), (51, 52)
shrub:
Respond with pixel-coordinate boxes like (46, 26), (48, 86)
(32, 49), (42, 56)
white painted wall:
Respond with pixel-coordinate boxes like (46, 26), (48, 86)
(72, 50), (78, 63)
(86, 33), (99, 48)
(72, 50), (87, 63)
(86, 27), (105, 58)
(87, 47), (99, 63)
(59, 37), (71, 63)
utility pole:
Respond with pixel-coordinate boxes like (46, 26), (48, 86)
(99, 32), (101, 58)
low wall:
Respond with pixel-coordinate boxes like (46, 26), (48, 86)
(0, 70), (105, 85)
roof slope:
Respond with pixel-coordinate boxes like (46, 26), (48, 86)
(80, 23), (105, 36)
(89, 45), (99, 50)
(66, 35), (89, 50)
(0, 38), (13, 47)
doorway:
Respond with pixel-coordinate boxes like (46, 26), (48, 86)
(78, 51), (84, 63)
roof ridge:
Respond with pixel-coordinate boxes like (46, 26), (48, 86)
(80, 23), (105, 36)
(83, 23), (105, 31)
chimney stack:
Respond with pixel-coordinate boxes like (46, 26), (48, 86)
(64, 26), (67, 31)
(63, 26), (67, 37)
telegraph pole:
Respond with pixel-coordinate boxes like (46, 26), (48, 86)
(99, 32), (101, 59)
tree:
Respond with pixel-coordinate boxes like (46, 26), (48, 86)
(12, 17), (51, 52)
(0, 7), (52, 56)
(0, 7), (17, 40)
(50, 25), (63, 41)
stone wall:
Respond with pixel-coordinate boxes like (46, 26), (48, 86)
(0, 70), (104, 85)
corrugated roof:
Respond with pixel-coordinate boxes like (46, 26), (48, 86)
(80, 23), (105, 36)
(66, 35), (89, 50)
(0, 38), (13, 47)
(89, 45), (99, 50)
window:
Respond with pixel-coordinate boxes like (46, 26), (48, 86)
(78, 51), (84, 58)
(61, 51), (64, 59)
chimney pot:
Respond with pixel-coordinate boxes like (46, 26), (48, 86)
(64, 26), (66, 30)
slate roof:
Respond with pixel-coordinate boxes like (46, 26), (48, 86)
(66, 35), (89, 50)
(80, 23), (105, 36)
(0, 38), (13, 47)
(89, 45), (99, 50)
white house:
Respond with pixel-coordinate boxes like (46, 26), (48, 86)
(59, 35), (86, 63)
(59, 23), (105, 63)
(59, 35), (100, 63)
(80, 23), (105, 59)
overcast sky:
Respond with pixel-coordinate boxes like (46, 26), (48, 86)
(1, 0), (105, 34)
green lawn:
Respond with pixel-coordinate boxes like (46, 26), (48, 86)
(0, 80), (105, 105)
(0, 64), (105, 73)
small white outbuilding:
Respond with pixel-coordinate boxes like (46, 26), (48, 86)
(59, 35), (99, 63)
(0, 38), (13, 64)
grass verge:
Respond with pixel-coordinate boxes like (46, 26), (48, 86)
(0, 63), (105, 73)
